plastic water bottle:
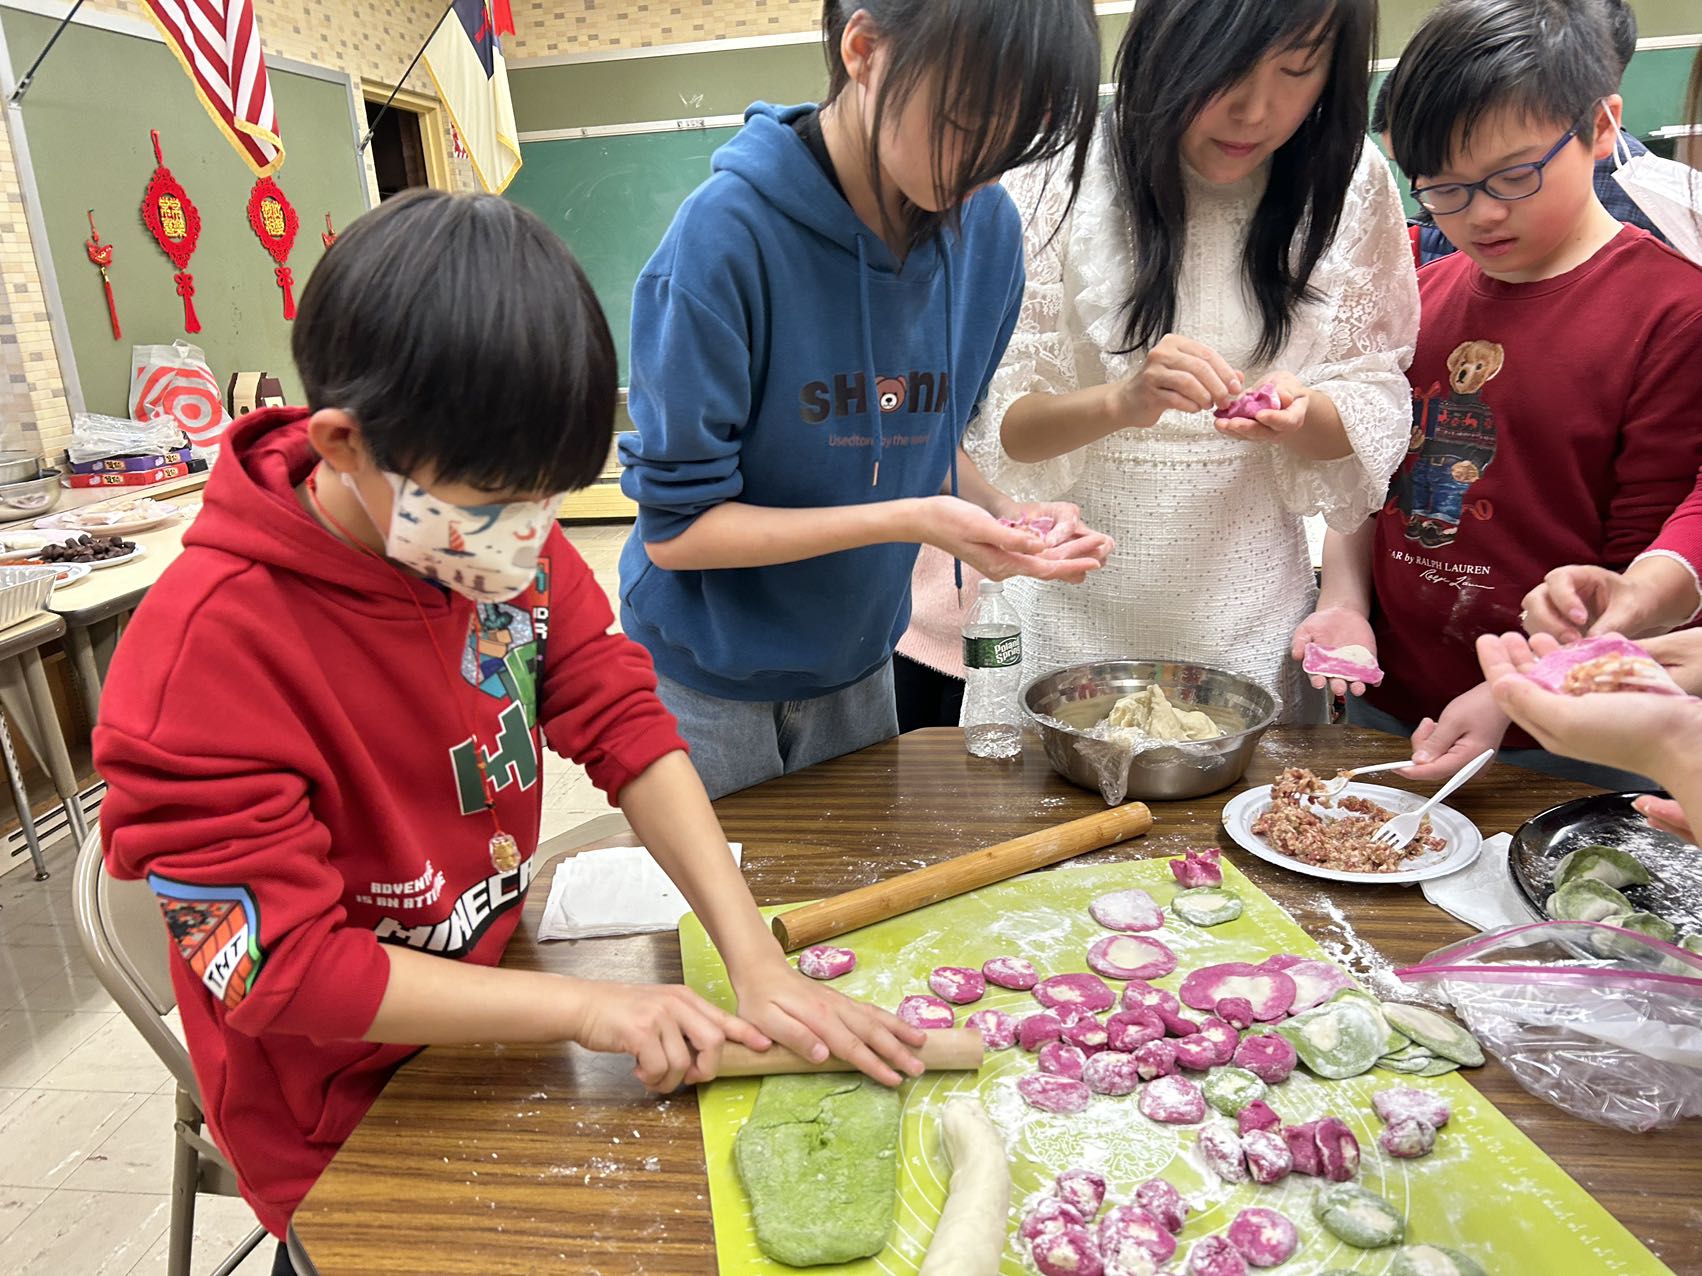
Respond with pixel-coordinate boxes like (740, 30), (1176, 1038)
(962, 580), (1024, 758)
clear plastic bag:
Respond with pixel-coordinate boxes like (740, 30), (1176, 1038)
(1398, 921), (1702, 1132)
(68, 413), (188, 464)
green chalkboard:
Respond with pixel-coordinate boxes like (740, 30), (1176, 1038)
(505, 126), (738, 384)
(2, 7), (370, 416)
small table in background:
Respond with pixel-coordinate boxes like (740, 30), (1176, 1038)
(0, 609), (81, 876)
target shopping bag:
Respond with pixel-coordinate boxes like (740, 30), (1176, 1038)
(129, 341), (232, 450)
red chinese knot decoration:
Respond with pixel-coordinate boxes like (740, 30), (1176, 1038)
(246, 176), (301, 320)
(139, 129), (203, 333)
(84, 211), (121, 341)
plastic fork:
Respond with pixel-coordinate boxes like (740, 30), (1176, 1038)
(1370, 748), (1496, 852)
(1317, 759), (1419, 798)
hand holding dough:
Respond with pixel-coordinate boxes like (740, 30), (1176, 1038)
(918, 1098), (1011, 1276)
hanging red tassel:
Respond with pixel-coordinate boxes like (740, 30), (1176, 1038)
(321, 213), (337, 249)
(139, 130), (204, 334)
(84, 210), (122, 340)
(247, 176), (300, 321)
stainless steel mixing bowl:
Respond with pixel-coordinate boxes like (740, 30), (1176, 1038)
(0, 452), (42, 485)
(1023, 659), (1279, 803)
(0, 469), (62, 517)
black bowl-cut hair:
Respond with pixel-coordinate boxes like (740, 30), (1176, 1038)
(1387, 0), (1616, 183)
(1599, 0), (1636, 82)
(292, 189), (616, 495)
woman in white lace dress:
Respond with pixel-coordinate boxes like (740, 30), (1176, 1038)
(954, 0), (1418, 717)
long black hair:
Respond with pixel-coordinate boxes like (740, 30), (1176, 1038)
(821, 0), (1102, 253)
(1108, 0), (1375, 365)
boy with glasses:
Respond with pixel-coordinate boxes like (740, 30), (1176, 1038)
(1294, 0), (1702, 786)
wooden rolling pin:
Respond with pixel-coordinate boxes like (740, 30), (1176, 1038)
(713, 1028), (984, 1078)
(772, 802), (1154, 952)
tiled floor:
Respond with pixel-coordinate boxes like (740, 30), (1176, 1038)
(0, 524), (632, 1275)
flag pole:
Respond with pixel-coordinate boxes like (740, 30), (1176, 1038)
(359, 0), (459, 153)
(8, 0), (88, 106)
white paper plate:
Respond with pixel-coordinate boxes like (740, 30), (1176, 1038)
(1222, 781), (1485, 884)
(35, 502), (179, 535)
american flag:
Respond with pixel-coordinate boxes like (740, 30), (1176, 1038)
(142, 1), (283, 176)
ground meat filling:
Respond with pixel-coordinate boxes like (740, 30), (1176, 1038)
(1251, 768), (1446, 872)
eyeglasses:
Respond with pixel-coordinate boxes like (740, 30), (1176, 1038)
(1410, 121), (1584, 216)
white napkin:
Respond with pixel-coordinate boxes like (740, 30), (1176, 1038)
(1421, 833), (1536, 931)
(536, 842), (742, 940)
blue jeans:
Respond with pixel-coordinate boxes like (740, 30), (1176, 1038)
(1409, 459), (1469, 524)
(1346, 697), (1656, 793)
(656, 661), (898, 799)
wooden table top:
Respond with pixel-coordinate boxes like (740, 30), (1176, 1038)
(293, 727), (1698, 1274)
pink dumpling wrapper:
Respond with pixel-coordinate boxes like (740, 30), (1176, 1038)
(1314, 1116), (1361, 1182)
(1021, 1197), (1087, 1243)
(1195, 1016), (1240, 1065)
(1301, 641), (1386, 687)
(1123, 980), (1182, 1016)
(1063, 1015), (1111, 1054)
(1090, 888), (1166, 932)
(1040, 1042), (1089, 1080)
(1372, 1087), (1451, 1129)
(1083, 1050), (1143, 1096)
(1170, 847), (1224, 888)
(1019, 1072), (1094, 1115)
(928, 965), (987, 1005)
(1213, 381), (1282, 421)
(896, 994), (956, 1029)
(1088, 934), (1179, 981)
(983, 955), (1040, 990)
(1055, 1167), (1108, 1218)
(1278, 959), (1356, 1013)
(1098, 1204), (1178, 1266)
(1179, 963), (1296, 1020)
(1214, 997), (1255, 1029)
(1019, 1012), (1065, 1052)
(1035, 973), (1119, 1014)
(1139, 1074), (1206, 1124)
(1240, 1129), (1293, 1185)
(1031, 1224), (1105, 1276)
(1197, 1122), (1249, 1183)
(964, 1008), (1018, 1051)
(1186, 1235), (1250, 1276)
(1236, 1099), (1281, 1134)
(1133, 1179), (1190, 1234)
(1134, 1038), (1179, 1080)
(1173, 1033), (1222, 1072)
(1106, 1008), (1167, 1051)
(1226, 1206), (1299, 1268)
(1525, 635), (1685, 696)
(1232, 1033), (1298, 1084)
(796, 945), (857, 980)
(1282, 1122), (1323, 1176)
(1159, 1006), (1203, 1038)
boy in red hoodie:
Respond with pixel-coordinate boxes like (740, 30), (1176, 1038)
(93, 190), (923, 1266)
(1293, 0), (1702, 786)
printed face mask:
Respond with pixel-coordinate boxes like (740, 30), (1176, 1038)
(344, 471), (559, 602)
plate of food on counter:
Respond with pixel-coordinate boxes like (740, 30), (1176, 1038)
(34, 497), (179, 536)
(47, 561), (92, 591)
(1222, 767), (1484, 884)
(0, 530), (145, 570)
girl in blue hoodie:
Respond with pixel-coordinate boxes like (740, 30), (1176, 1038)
(618, 0), (1112, 797)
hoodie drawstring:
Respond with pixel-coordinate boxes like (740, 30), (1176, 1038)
(855, 235), (882, 487)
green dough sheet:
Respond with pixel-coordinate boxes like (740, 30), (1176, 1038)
(735, 1075), (901, 1266)
(681, 856), (1671, 1275)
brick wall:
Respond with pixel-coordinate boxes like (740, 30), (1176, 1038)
(507, 0), (821, 57)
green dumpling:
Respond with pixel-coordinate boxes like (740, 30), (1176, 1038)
(1315, 1184), (1405, 1248)
(1553, 845), (1651, 890)
(1391, 1244), (1489, 1276)
(734, 1074), (901, 1266)
(1546, 878), (1634, 923)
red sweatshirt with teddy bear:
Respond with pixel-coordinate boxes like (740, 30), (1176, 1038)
(1367, 227), (1702, 744)
(93, 409), (686, 1236)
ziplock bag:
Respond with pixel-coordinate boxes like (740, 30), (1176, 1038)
(1398, 920), (1702, 1132)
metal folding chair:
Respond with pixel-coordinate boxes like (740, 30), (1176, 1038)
(71, 828), (269, 1276)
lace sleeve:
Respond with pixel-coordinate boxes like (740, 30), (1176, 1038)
(965, 160), (1091, 503)
(1272, 145), (1420, 531)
